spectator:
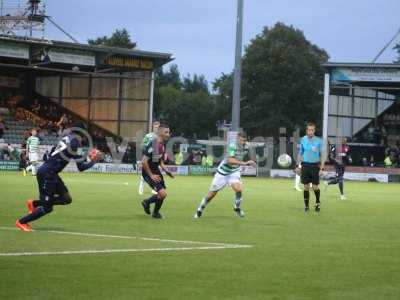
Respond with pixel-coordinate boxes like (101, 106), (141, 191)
(0, 117), (6, 138)
(206, 153), (214, 167)
(369, 156), (375, 167)
(201, 152), (207, 167)
(384, 156), (393, 168)
(174, 150), (183, 165)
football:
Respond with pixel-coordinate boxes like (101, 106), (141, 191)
(277, 153), (292, 168)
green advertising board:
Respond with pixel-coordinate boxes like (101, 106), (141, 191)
(0, 161), (19, 171)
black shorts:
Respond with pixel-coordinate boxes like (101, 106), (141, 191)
(301, 163), (320, 185)
(142, 171), (166, 192)
(334, 163), (345, 178)
(37, 172), (69, 203)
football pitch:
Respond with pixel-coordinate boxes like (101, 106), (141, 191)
(1, 172), (400, 300)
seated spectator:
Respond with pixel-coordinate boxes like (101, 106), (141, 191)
(0, 117), (6, 138)
(369, 156), (375, 167)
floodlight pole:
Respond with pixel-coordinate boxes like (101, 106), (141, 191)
(231, 0), (244, 132)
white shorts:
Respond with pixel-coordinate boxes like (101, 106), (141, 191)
(209, 171), (241, 192)
(28, 152), (39, 163)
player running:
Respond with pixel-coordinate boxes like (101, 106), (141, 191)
(296, 122), (325, 213)
(138, 120), (160, 195)
(140, 124), (174, 219)
(15, 130), (103, 232)
(194, 132), (256, 218)
(25, 129), (40, 176)
(324, 138), (351, 200)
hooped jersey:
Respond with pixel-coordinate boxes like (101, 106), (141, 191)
(217, 143), (248, 176)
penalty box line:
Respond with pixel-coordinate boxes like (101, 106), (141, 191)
(0, 227), (253, 256)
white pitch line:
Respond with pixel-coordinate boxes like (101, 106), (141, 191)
(0, 245), (252, 257)
(0, 227), (252, 248)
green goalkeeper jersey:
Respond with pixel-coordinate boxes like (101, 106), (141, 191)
(216, 143), (248, 176)
(27, 136), (40, 153)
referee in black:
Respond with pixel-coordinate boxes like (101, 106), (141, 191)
(296, 122), (326, 212)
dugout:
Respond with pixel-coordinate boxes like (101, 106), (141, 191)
(0, 35), (172, 139)
(322, 63), (400, 165)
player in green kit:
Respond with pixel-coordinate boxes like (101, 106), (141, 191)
(138, 120), (160, 195)
(194, 132), (256, 218)
(26, 129), (40, 176)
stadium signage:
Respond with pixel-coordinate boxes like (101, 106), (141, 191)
(104, 56), (154, 70)
(62, 162), (135, 173)
(332, 68), (400, 82)
(44, 48), (96, 66)
(0, 161), (19, 170)
(0, 76), (20, 87)
(0, 41), (29, 59)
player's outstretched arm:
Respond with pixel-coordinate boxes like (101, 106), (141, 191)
(76, 150), (103, 172)
(227, 157), (256, 166)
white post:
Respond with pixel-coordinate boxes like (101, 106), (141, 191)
(148, 71), (155, 131)
(322, 72), (330, 152)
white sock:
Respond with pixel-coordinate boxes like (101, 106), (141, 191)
(138, 177), (144, 194)
(234, 192), (242, 209)
(295, 174), (301, 187)
(198, 197), (209, 211)
(31, 164), (37, 176)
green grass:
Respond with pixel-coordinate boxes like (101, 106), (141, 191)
(1, 171), (400, 300)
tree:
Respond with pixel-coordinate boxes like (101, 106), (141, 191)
(155, 64), (182, 90)
(213, 22), (329, 137)
(88, 28), (136, 49)
(182, 74), (209, 94)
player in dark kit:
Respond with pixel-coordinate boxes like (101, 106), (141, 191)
(140, 124), (174, 219)
(15, 132), (103, 231)
(324, 138), (351, 200)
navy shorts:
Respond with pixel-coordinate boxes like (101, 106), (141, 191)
(334, 163), (345, 178)
(37, 171), (69, 203)
(142, 171), (166, 192)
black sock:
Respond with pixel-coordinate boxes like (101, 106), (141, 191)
(19, 206), (52, 224)
(304, 190), (310, 207)
(153, 198), (164, 215)
(314, 189), (320, 204)
(147, 195), (158, 204)
(339, 181), (344, 195)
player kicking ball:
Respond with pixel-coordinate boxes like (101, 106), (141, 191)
(194, 132), (256, 218)
(140, 124), (174, 219)
(15, 128), (103, 232)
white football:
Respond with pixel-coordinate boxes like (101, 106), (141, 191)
(277, 154), (292, 168)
